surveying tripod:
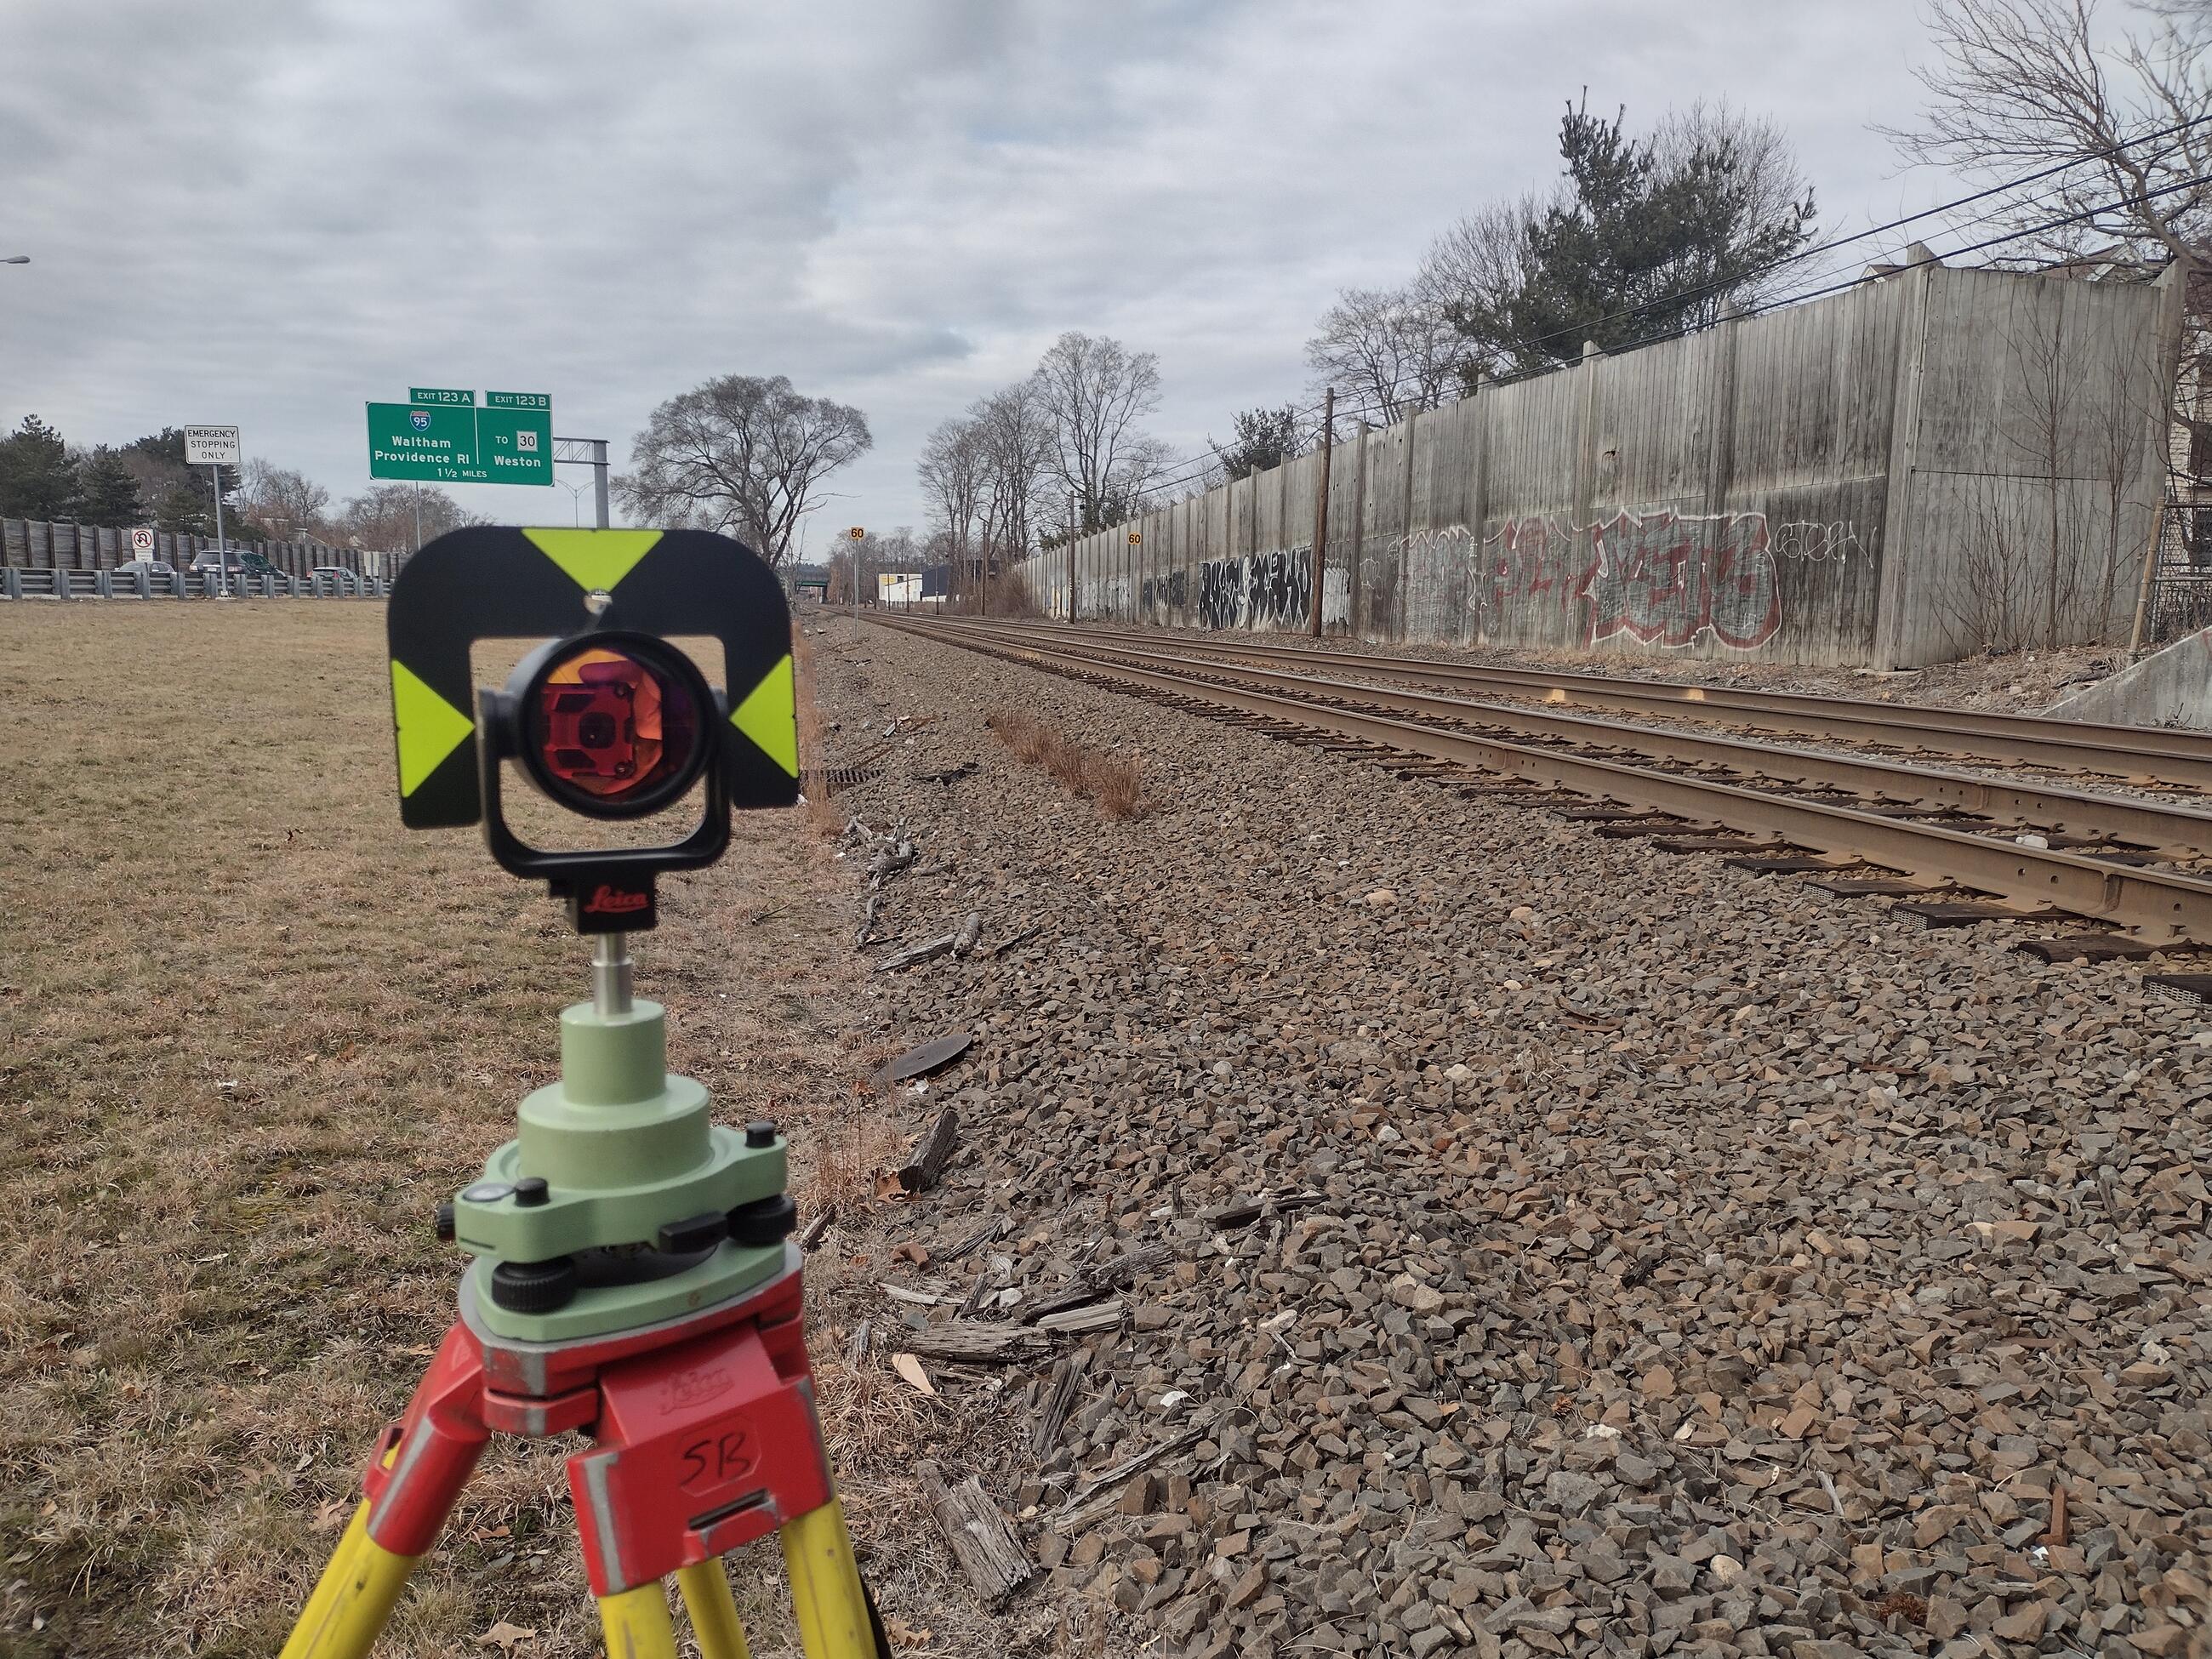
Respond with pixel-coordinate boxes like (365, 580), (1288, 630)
(283, 526), (881, 1657)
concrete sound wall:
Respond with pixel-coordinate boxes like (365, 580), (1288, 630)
(1019, 261), (2182, 669)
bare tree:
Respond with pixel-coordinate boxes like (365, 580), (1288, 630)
(616, 374), (871, 567)
(1649, 103), (1822, 317)
(916, 415), (984, 586)
(1884, 0), (2212, 264)
(972, 379), (1056, 570)
(237, 459), (332, 539)
(337, 484), (478, 554)
(1305, 284), (1472, 425)
(1031, 332), (1163, 533)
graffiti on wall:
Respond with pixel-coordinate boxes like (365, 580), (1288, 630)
(1583, 510), (1779, 649)
(1194, 544), (1352, 630)
(1138, 568), (1190, 614)
(1387, 508), (1868, 652)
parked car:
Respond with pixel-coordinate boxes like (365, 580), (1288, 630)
(190, 549), (276, 579)
(112, 558), (171, 578)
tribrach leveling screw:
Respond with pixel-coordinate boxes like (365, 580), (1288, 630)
(283, 527), (883, 1659)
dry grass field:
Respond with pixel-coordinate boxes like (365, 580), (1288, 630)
(0, 602), (904, 1657)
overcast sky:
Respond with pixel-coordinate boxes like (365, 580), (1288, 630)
(3, 0), (2004, 554)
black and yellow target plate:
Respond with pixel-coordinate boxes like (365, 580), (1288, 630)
(387, 527), (799, 828)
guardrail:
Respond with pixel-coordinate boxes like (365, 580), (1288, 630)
(1, 567), (391, 601)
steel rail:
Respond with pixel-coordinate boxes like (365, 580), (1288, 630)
(922, 617), (2212, 790)
(910, 619), (2212, 857)
(881, 616), (2212, 941)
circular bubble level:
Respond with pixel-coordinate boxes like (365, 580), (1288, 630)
(513, 633), (714, 818)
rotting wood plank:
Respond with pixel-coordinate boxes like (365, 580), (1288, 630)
(915, 1462), (1036, 1607)
(903, 1322), (1058, 1366)
(898, 1108), (960, 1194)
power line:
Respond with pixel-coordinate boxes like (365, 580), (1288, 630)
(1095, 128), (2211, 516)
(1112, 164), (2208, 514)
(1291, 117), (2212, 438)
(1319, 170), (2209, 430)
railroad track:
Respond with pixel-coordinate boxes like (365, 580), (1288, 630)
(876, 614), (2212, 963)
(926, 616), (2212, 792)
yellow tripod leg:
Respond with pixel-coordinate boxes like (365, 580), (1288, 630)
(279, 1502), (420, 1659)
(780, 1499), (878, 1659)
(675, 1559), (754, 1659)
(597, 1580), (680, 1659)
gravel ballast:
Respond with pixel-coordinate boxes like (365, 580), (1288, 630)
(805, 616), (2211, 1659)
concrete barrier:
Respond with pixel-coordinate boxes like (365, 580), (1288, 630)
(2048, 629), (2212, 729)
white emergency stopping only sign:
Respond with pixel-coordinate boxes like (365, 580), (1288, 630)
(184, 425), (241, 466)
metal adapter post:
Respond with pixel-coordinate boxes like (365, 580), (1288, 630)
(591, 932), (633, 1018)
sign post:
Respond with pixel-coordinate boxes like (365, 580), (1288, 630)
(848, 527), (865, 622)
(185, 425), (241, 597)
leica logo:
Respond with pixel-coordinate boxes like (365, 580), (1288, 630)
(583, 885), (649, 915)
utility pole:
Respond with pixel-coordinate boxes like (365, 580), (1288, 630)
(1308, 386), (1334, 637)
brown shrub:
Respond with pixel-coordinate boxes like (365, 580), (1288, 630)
(944, 562), (1046, 619)
(985, 709), (1152, 819)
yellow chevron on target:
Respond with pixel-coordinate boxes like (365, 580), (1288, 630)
(522, 528), (664, 595)
(729, 653), (799, 778)
(391, 660), (476, 796)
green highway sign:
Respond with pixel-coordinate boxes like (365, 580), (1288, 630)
(487, 390), (550, 409)
(409, 387), (476, 407)
(476, 405), (552, 482)
(368, 395), (553, 486)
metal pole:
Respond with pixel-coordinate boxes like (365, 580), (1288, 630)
(413, 485), (422, 555)
(210, 465), (227, 597)
(591, 932), (633, 1018)
(592, 439), (610, 528)
(1308, 387), (1334, 637)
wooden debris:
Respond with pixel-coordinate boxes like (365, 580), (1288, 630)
(898, 1108), (960, 1193)
(902, 1321), (1057, 1366)
(1033, 1347), (1093, 1456)
(940, 1212), (1009, 1264)
(1035, 1299), (1123, 1335)
(987, 924), (1043, 958)
(915, 1462), (1036, 1608)
(843, 1320), (871, 1368)
(1057, 1429), (1206, 1519)
(881, 1283), (947, 1307)
(891, 1352), (938, 1396)
(1200, 1190), (1327, 1229)
(797, 1206), (835, 1252)
(953, 911), (984, 955)
(913, 761), (978, 784)
(876, 933), (958, 973)
(1022, 1240), (1177, 1327)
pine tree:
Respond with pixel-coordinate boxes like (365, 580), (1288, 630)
(1211, 406), (1303, 482)
(75, 447), (147, 528)
(155, 481), (212, 536)
(0, 415), (80, 521)
(1443, 99), (1816, 375)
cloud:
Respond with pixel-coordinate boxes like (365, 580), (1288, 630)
(1, 0), (1970, 548)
